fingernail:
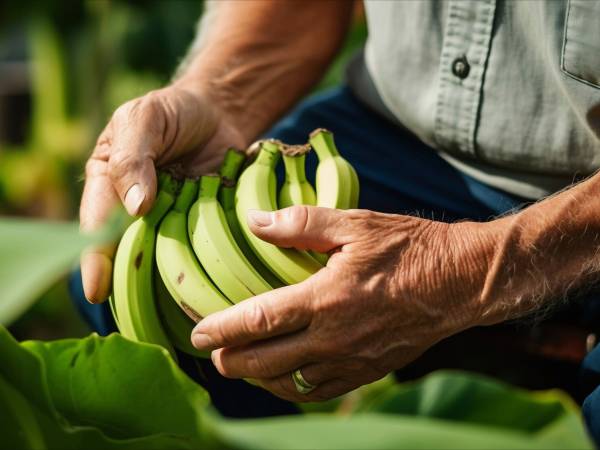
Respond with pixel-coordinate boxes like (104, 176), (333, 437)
(248, 210), (273, 227)
(192, 333), (214, 350)
(124, 184), (145, 216)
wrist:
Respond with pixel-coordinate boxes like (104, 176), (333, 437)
(446, 219), (505, 328)
(172, 75), (257, 147)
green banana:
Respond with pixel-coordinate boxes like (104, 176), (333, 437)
(278, 144), (317, 208)
(154, 268), (209, 359)
(189, 174), (274, 302)
(235, 140), (323, 285)
(156, 179), (232, 321)
(218, 148), (283, 288)
(277, 143), (326, 264)
(111, 173), (177, 360)
(309, 128), (360, 209)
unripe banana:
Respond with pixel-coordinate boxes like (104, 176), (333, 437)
(154, 269), (209, 359)
(309, 128), (360, 209)
(277, 143), (325, 264)
(218, 148), (284, 289)
(278, 144), (316, 208)
(235, 140), (322, 285)
(189, 174), (274, 302)
(156, 179), (232, 321)
(111, 173), (177, 360)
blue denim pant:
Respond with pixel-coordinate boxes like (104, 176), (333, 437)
(71, 86), (600, 439)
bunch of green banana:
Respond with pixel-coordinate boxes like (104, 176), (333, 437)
(109, 129), (359, 363)
(235, 140), (323, 285)
(111, 173), (178, 360)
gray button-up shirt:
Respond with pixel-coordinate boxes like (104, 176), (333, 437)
(348, 0), (600, 199)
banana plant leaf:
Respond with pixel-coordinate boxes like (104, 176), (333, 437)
(0, 324), (592, 449)
(0, 214), (128, 325)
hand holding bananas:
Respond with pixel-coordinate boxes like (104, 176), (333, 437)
(190, 204), (505, 402)
(79, 84), (247, 303)
(107, 126), (496, 403)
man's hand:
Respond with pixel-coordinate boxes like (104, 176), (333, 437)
(79, 1), (353, 304)
(191, 205), (498, 402)
(80, 84), (246, 303)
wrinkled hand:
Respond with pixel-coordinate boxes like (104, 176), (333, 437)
(80, 84), (246, 303)
(191, 205), (496, 402)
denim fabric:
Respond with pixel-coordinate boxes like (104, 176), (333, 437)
(71, 87), (600, 436)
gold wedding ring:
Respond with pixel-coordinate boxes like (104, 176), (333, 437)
(291, 368), (316, 394)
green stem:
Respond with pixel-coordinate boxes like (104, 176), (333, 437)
(173, 179), (199, 213)
(282, 154), (308, 184)
(219, 148), (246, 183)
(143, 173), (180, 225)
(309, 128), (339, 160)
(199, 175), (221, 200)
(257, 140), (282, 167)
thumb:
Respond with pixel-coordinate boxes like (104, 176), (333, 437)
(247, 205), (353, 253)
(107, 102), (164, 217)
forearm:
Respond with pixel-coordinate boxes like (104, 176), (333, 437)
(471, 173), (600, 325)
(174, 0), (353, 145)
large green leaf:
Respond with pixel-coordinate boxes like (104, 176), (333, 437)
(0, 214), (127, 325)
(213, 373), (592, 450)
(0, 219), (86, 325)
(0, 324), (593, 449)
(0, 325), (214, 449)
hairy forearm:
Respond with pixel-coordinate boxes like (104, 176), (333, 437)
(472, 173), (600, 324)
(174, 0), (353, 145)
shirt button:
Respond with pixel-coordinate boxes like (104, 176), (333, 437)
(452, 55), (470, 79)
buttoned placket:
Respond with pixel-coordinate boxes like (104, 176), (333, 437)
(434, 0), (497, 158)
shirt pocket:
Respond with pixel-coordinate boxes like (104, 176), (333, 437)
(561, 0), (600, 89)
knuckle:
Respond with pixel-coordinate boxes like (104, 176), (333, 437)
(108, 151), (143, 178)
(245, 349), (272, 377)
(279, 205), (309, 234)
(243, 302), (273, 336)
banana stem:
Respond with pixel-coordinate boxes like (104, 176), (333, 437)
(199, 174), (221, 200)
(282, 154), (308, 183)
(173, 179), (199, 213)
(309, 128), (339, 160)
(143, 173), (179, 225)
(219, 148), (246, 183)
(258, 140), (282, 167)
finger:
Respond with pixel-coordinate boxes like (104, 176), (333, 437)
(247, 206), (356, 253)
(107, 99), (165, 217)
(191, 280), (316, 351)
(211, 330), (314, 379)
(258, 375), (357, 403)
(80, 156), (120, 303)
